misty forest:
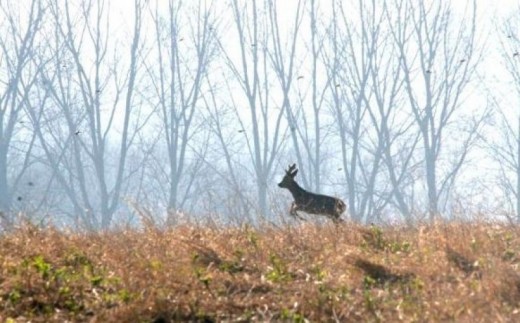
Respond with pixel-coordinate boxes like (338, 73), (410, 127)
(1, 0), (519, 231)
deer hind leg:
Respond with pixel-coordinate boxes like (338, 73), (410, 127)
(289, 202), (306, 221)
(331, 215), (344, 224)
(331, 200), (346, 224)
(336, 200), (346, 214)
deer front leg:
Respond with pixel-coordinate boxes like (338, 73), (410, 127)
(331, 215), (344, 224)
(289, 202), (306, 221)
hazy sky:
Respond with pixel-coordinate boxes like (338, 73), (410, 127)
(107, 1), (519, 25)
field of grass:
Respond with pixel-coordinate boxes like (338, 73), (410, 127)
(0, 220), (519, 322)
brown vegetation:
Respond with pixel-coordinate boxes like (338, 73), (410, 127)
(1, 221), (519, 322)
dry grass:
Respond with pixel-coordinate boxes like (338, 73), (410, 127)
(1, 221), (519, 322)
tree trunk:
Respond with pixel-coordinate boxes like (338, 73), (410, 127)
(425, 147), (438, 222)
(0, 148), (11, 226)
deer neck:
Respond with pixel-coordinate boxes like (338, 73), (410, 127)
(286, 181), (307, 200)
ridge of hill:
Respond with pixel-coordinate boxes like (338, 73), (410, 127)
(1, 222), (519, 321)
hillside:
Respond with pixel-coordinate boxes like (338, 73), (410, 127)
(1, 221), (519, 322)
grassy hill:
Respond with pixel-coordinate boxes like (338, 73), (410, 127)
(0, 221), (519, 322)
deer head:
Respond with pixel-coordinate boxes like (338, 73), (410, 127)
(278, 164), (298, 188)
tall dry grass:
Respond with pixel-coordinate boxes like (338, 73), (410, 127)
(0, 220), (519, 322)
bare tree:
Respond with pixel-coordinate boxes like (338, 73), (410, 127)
(324, 0), (388, 223)
(265, 0), (315, 190)
(390, 0), (485, 221)
(200, 73), (255, 221)
(269, 0), (337, 194)
(220, 0), (287, 218)
(145, 0), (218, 224)
(29, 0), (146, 229)
(487, 7), (520, 223)
(363, 1), (419, 223)
(0, 0), (45, 227)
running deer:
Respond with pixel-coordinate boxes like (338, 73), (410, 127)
(278, 164), (346, 223)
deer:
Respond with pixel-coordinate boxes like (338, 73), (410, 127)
(278, 164), (346, 223)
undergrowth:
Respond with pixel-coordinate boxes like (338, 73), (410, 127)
(0, 221), (519, 322)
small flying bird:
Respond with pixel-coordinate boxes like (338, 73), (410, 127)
(238, 129), (245, 133)
(297, 75), (304, 80)
(75, 130), (81, 135)
(460, 59), (466, 63)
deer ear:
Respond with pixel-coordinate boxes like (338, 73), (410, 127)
(291, 169), (298, 178)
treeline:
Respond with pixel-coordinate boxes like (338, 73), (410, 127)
(0, 0), (518, 229)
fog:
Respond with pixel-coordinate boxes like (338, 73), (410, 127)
(0, 0), (519, 230)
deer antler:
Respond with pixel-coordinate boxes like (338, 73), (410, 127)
(286, 164), (297, 175)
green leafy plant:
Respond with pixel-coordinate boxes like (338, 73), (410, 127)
(32, 255), (52, 279)
(280, 308), (306, 322)
(266, 253), (294, 283)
